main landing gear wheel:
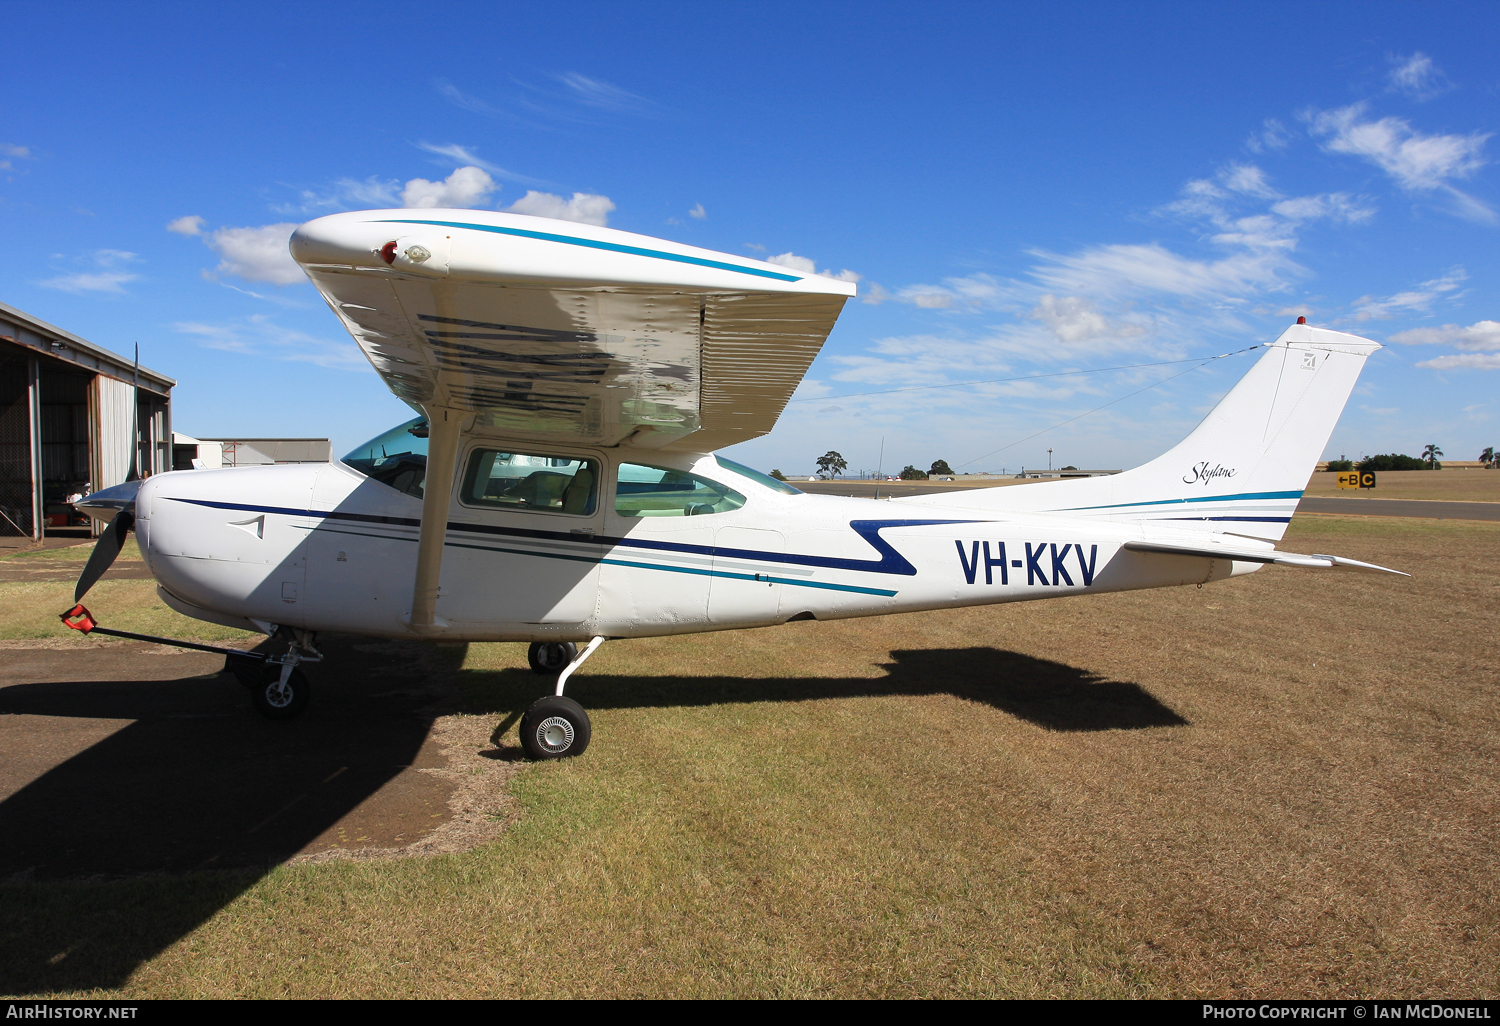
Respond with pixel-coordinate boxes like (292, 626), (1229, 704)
(528, 641), (577, 675)
(519, 695), (591, 760)
(250, 667), (311, 720)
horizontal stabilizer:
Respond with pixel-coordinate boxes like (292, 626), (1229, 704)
(1123, 539), (1408, 576)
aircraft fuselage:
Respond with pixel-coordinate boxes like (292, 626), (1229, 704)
(135, 449), (1252, 644)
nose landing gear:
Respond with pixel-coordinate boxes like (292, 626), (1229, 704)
(519, 637), (603, 760)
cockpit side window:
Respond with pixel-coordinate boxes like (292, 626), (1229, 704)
(342, 416), (430, 498)
(461, 449), (599, 516)
(615, 463), (745, 517)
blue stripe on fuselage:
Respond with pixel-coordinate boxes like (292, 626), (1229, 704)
(162, 497), (973, 577)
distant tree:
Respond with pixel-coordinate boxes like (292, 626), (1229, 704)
(1060, 465), (1078, 471)
(1422, 443), (1444, 470)
(899, 465), (928, 480)
(770, 468), (787, 481)
(1358, 453), (1434, 472)
(1325, 459), (1354, 472)
(929, 459), (954, 477)
(1480, 447), (1495, 468)
(815, 451), (848, 480)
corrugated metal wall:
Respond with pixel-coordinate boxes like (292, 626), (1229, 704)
(0, 357), (31, 536)
(92, 375), (134, 490)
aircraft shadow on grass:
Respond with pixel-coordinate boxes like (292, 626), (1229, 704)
(0, 637), (1184, 994)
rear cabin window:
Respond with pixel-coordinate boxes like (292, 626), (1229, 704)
(461, 450), (599, 516)
(615, 463), (745, 517)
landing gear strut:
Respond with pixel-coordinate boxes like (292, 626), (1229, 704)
(519, 636), (603, 760)
(231, 628), (322, 721)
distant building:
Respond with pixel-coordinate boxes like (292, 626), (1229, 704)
(0, 301), (175, 540)
(190, 437), (332, 467)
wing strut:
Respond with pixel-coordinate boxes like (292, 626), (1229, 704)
(408, 407), (464, 634)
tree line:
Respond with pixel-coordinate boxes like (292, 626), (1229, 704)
(1326, 445), (1500, 472)
(805, 452), (959, 481)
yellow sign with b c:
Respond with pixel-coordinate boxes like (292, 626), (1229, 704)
(1337, 471), (1377, 490)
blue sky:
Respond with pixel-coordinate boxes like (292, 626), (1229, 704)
(3, 2), (1496, 475)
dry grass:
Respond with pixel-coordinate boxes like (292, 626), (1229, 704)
(1304, 469), (1500, 502)
(3, 516), (1497, 998)
(0, 539), (254, 643)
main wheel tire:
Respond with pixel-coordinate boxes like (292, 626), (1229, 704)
(528, 641), (577, 675)
(519, 695), (591, 760)
(250, 667), (311, 720)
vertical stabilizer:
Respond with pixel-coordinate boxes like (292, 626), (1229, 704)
(899, 323), (1380, 541)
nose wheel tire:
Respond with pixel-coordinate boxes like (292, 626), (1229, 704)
(519, 695), (591, 760)
(250, 667), (311, 720)
(528, 641), (578, 675)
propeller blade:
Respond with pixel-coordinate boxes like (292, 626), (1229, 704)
(75, 511), (133, 603)
(72, 479), (142, 526)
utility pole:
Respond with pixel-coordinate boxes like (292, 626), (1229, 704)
(1048, 448), (1053, 470)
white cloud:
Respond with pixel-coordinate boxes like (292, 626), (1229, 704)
(506, 190), (615, 226)
(279, 176), (401, 214)
(332, 176), (402, 206)
(37, 250), (140, 294)
(167, 215), (205, 236)
(1029, 295), (1147, 343)
(1387, 53), (1453, 101)
(1390, 319), (1500, 351)
(1307, 103), (1487, 189)
(1305, 103), (1492, 220)
(175, 315), (370, 370)
(1031, 242), (1294, 302)
(400, 165), (497, 208)
(1, 143), (31, 171)
(436, 81), (505, 118)
(893, 272), (1021, 310)
(1269, 192), (1375, 223)
(414, 143), (554, 188)
(205, 223), (304, 285)
(1246, 118), (1292, 154)
(1415, 352), (1500, 370)
(767, 251), (860, 282)
(1350, 270), (1467, 321)
(38, 272), (138, 294)
(689, 203), (706, 220)
(558, 73), (658, 116)
(767, 252), (816, 274)
(1219, 163), (1280, 199)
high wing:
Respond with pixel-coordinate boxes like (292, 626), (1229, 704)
(289, 209), (856, 452)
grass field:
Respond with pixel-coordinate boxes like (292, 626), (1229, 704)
(2, 515), (1497, 998)
(1302, 469), (1499, 502)
(0, 539), (254, 643)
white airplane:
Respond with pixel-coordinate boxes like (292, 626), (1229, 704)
(66, 208), (1404, 760)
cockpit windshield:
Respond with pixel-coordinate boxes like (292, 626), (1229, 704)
(342, 417), (429, 498)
